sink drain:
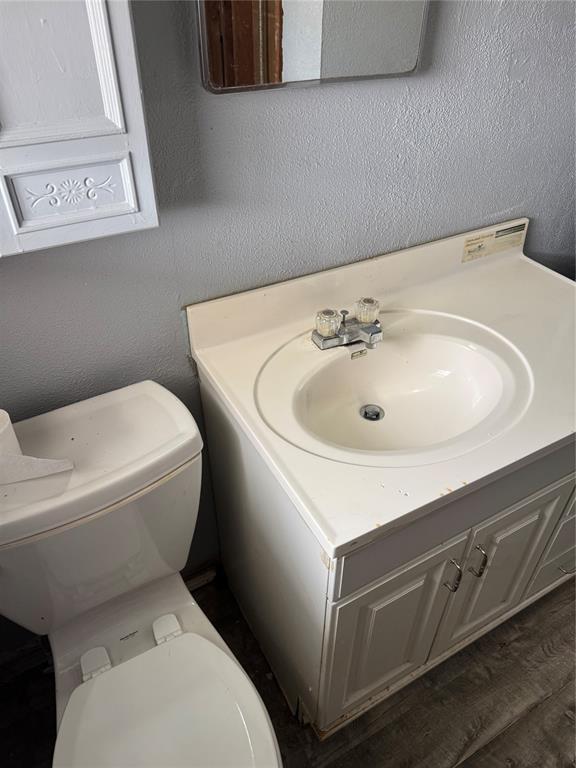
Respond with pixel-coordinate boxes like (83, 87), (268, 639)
(359, 404), (385, 422)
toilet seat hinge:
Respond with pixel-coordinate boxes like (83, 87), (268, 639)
(80, 646), (112, 682)
(153, 613), (183, 645)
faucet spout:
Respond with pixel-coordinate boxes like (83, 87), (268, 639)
(358, 324), (383, 347)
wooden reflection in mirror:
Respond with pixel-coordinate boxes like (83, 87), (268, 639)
(204, 0), (283, 88)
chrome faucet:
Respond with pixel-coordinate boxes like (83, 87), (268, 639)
(312, 298), (383, 350)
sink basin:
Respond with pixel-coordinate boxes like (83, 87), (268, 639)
(255, 311), (533, 467)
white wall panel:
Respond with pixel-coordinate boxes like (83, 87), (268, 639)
(0, 0), (157, 256)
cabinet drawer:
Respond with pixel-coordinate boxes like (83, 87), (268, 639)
(525, 548), (576, 599)
(545, 515), (575, 563)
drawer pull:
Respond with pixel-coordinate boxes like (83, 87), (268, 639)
(443, 559), (463, 593)
(468, 545), (489, 578)
(558, 564), (576, 575)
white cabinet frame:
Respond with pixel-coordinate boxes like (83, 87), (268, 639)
(0, 0), (158, 256)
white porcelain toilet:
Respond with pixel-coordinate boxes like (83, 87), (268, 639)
(0, 381), (282, 767)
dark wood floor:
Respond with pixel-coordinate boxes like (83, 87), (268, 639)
(195, 577), (576, 768)
(1, 575), (574, 768)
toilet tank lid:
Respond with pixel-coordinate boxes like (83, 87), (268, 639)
(0, 382), (203, 548)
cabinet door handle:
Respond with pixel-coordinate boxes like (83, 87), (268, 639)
(558, 564), (576, 575)
(443, 559), (463, 592)
(468, 545), (488, 578)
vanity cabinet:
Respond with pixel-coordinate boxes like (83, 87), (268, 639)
(524, 492), (575, 600)
(190, 219), (575, 738)
(0, 0), (157, 256)
(430, 479), (573, 658)
(201, 372), (575, 737)
(320, 475), (574, 729)
(321, 534), (467, 725)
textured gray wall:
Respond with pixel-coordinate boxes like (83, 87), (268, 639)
(1, 1), (574, 574)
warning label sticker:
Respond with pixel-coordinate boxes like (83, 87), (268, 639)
(463, 223), (526, 263)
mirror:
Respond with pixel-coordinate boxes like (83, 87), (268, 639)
(198, 1), (428, 93)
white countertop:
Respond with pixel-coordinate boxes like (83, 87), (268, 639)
(187, 220), (575, 557)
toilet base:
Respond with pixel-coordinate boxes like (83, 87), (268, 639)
(49, 573), (230, 727)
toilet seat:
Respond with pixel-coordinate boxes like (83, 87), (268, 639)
(53, 632), (281, 767)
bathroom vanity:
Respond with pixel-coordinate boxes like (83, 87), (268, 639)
(186, 219), (575, 736)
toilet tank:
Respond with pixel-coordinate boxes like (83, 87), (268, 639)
(0, 382), (203, 634)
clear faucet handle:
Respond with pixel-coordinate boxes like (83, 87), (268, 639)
(315, 308), (341, 338)
(356, 297), (380, 324)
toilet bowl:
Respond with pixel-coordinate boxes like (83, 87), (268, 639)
(0, 381), (281, 767)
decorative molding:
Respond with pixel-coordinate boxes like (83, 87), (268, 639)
(26, 176), (116, 209)
(85, 0), (126, 133)
(5, 156), (137, 232)
(0, 117), (123, 150)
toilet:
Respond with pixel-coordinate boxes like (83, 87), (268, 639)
(0, 381), (282, 767)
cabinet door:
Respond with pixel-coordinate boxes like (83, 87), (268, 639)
(0, 0), (157, 256)
(430, 478), (574, 659)
(524, 491), (575, 600)
(321, 533), (467, 726)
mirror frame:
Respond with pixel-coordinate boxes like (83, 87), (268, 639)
(197, 0), (429, 94)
